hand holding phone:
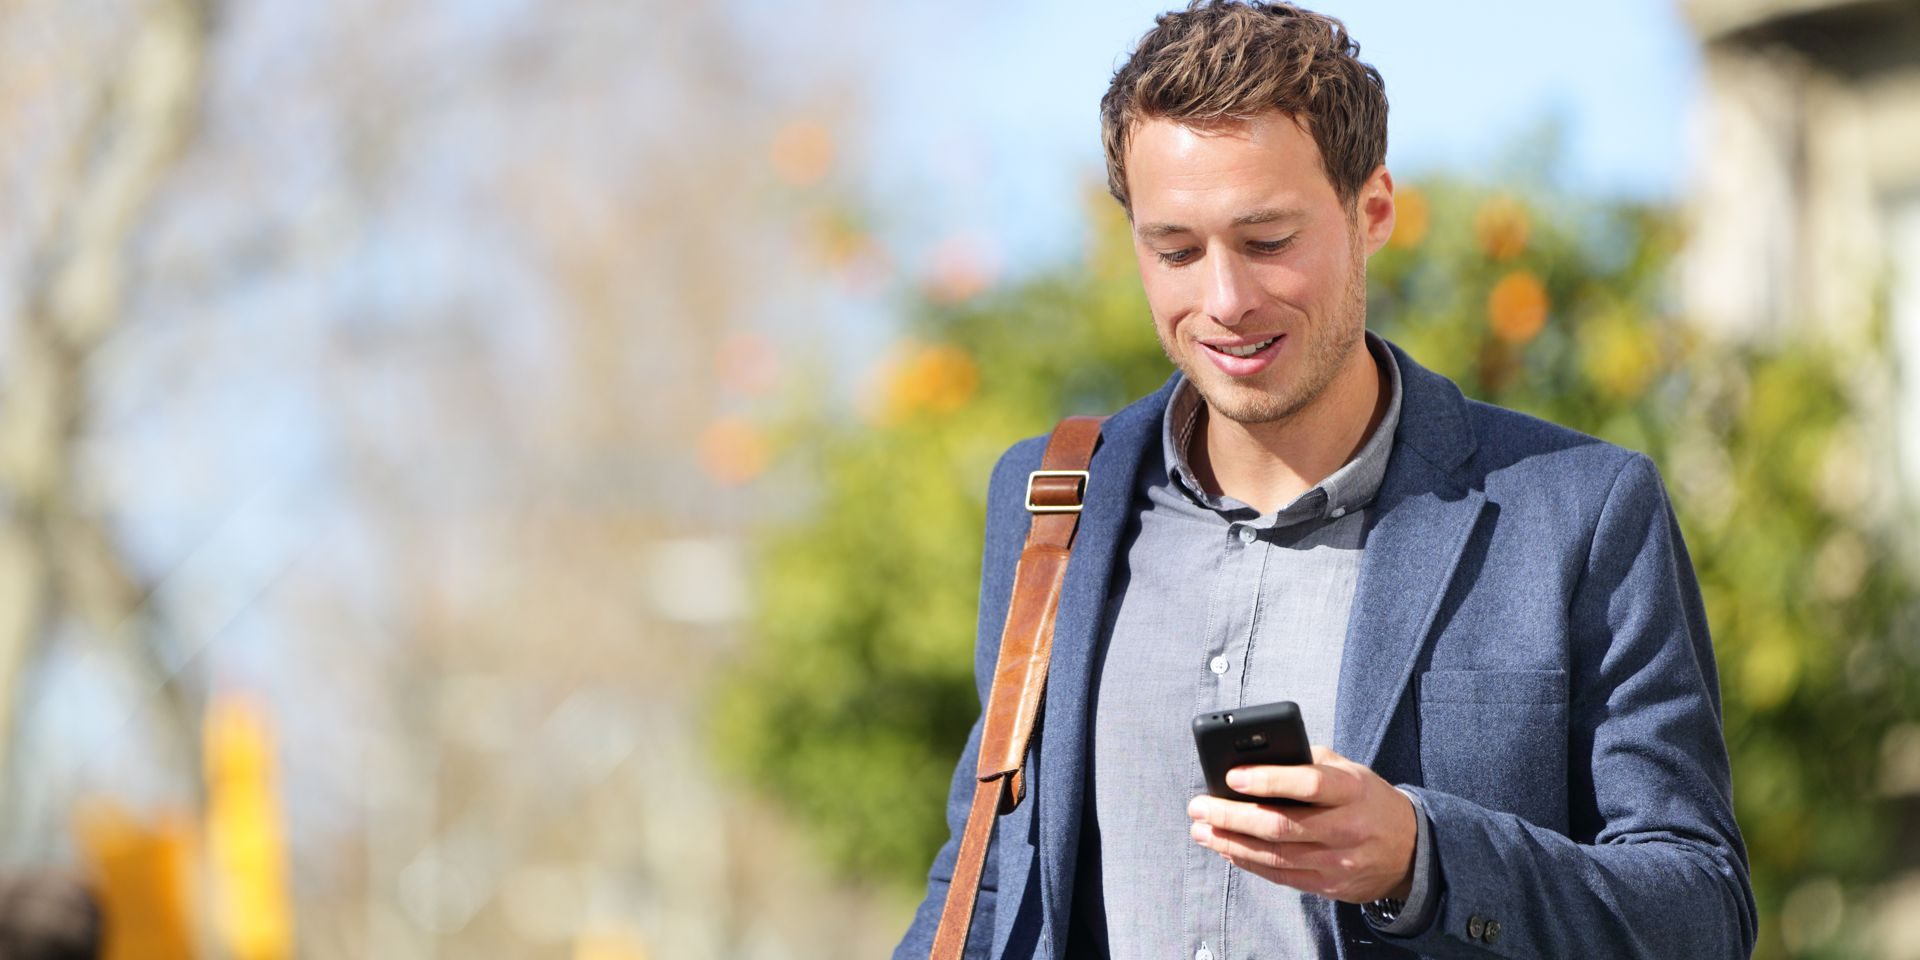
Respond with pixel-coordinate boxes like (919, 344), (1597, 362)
(1188, 702), (1419, 903)
(1192, 700), (1313, 804)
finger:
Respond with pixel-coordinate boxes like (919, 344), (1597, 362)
(1225, 762), (1360, 805)
(1196, 823), (1350, 875)
(1226, 858), (1331, 898)
(1193, 824), (1385, 902)
(1186, 796), (1314, 843)
(1190, 822), (1328, 876)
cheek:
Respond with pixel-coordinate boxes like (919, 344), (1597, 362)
(1261, 258), (1344, 315)
(1133, 268), (1190, 328)
(1255, 258), (1322, 303)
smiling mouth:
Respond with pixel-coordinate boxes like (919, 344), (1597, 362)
(1205, 336), (1279, 358)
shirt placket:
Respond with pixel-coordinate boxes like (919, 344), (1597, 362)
(1193, 517), (1269, 960)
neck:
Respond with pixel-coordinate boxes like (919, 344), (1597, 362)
(1188, 339), (1389, 514)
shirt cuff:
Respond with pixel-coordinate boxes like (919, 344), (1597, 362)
(1364, 787), (1440, 937)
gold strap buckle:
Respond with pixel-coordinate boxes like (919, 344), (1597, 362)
(1025, 470), (1090, 514)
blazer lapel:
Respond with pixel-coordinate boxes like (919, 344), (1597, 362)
(1334, 344), (1487, 768)
(1034, 377), (1172, 957)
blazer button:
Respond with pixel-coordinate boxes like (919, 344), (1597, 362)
(1467, 915), (1486, 940)
(1485, 919), (1501, 943)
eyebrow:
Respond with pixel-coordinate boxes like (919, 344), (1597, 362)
(1135, 206), (1309, 240)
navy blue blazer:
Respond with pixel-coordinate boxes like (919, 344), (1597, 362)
(897, 343), (1757, 959)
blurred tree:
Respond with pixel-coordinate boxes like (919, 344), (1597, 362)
(719, 182), (1920, 958)
(0, 0), (212, 838)
(5, 0), (913, 955)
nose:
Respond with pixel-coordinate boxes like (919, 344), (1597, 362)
(1202, 246), (1259, 326)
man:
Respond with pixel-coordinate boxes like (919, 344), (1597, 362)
(896, 2), (1756, 958)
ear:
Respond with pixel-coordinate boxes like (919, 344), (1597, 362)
(1356, 166), (1396, 256)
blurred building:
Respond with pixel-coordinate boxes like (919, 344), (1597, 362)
(1679, 0), (1920, 486)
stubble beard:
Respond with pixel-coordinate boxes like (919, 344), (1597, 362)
(1162, 234), (1370, 428)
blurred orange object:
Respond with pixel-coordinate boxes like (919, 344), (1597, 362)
(204, 696), (294, 960)
(1388, 186), (1430, 249)
(770, 119), (835, 187)
(74, 801), (196, 960)
(574, 926), (650, 960)
(713, 331), (782, 399)
(925, 234), (999, 304)
(697, 417), (771, 486)
(1474, 196), (1530, 261)
(1488, 270), (1550, 345)
(882, 343), (979, 423)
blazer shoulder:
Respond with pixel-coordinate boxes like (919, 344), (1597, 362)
(983, 377), (1177, 512)
(1461, 398), (1647, 490)
(978, 435), (1050, 568)
(984, 435), (1050, 516)
(989, 434), (1050, 488)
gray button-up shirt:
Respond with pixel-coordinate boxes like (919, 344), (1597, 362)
(1071, 333), (1433, 959)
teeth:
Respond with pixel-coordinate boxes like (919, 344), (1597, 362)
(1211, 337), (1277, 358)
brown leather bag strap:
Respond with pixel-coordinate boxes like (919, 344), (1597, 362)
(931, 415), (1106, 960)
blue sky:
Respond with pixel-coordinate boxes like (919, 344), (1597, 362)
(820, 0), (1701, 273)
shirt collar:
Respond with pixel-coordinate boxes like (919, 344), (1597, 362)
(1160, 331), (1404, 523)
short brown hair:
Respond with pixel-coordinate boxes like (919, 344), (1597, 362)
(1100, 1), (1388, 212)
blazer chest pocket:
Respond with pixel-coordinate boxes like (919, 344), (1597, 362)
(1416, 669), (1568, 832)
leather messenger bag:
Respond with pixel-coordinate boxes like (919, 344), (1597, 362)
(931, 415), (1106, 960)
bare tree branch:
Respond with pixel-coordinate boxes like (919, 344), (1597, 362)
(0, 0), (213, 825)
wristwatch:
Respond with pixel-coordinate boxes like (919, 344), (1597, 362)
(1362, 896), (1406, 926)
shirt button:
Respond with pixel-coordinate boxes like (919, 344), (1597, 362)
(1330, 506), (1347, 519)
(1195, 946), (1213, 960)
(1237, 525), (1257, 544)
(1209, 656), (1230, 675)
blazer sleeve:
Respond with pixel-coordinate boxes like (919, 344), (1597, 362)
(895, 439), (1046, 959)
(893, 715), (997, 960)
(1383, 453), (1758, 959)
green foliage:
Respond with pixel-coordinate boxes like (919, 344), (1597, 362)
(714, 183), (1920, 957)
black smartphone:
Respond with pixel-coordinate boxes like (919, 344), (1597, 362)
(1192, 700), (1314, 804)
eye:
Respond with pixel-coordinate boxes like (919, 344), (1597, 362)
(1155, 247), (1198, 266)
(1249, 236), (1295, 255)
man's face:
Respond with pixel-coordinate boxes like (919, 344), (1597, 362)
(1125, 112), (1394, 426)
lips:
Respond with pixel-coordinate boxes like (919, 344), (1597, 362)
(1197, 334), (1285, 376)
(1205, 336), (1279, 358)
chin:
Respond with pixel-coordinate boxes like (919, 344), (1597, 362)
(1188, 375), (1312, 426)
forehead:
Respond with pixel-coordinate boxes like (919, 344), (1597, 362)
(1124, 112), (1337, 221)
